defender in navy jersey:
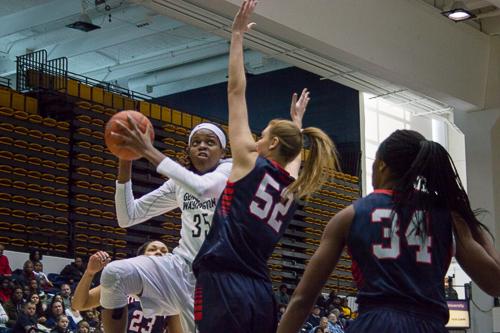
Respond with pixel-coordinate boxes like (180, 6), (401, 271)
(193, 2), (340, 332)
(279, 129), (500, 333)
(348, 189), (454, 323)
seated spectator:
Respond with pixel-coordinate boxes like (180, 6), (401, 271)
(12, 261), (35, 288)
(306, 305), (322, 328)
(277, 305), (286, 322)
(11, 302), (37, 333)
(65, 297), (82, 326)
(327, 313), (344, 333)
(22, 285), (32, 303)
(45, 300), (75, 331)
(330, 308), (346, 329)
(5, 287), (25, 328)
(0, 277), (12, 303)
(30, 294), (47, 325)
(274, 284), (290, 306)
(339, 298), (351, 319)
(0, 245), (12, 277)
(313, 328), (325, 333)
(309, 317), (330, 333)
(59, 284), (72, 310)
(33, 262), (54, 291)
(445, 276), (459, 300)
(50, 315), (73, 333)
(0, 302), (8, 333)
(75, 321), (89, 333)
(29, 250), (42, 264)
(59, 258), (84, 285)
(81, 311), (99, 332)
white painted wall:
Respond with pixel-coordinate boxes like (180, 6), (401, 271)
(454, 108), (500, 333)
(4, 250), (72, 276)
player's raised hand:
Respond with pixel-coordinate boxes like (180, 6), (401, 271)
(290, 88), (310, 129)
(87, 251), (111, 274)
(232, 0), (257, 34)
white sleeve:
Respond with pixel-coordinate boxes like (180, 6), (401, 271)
(115, 179), (178, 228)
(0, 303), (7, 324)
(156, 158), (232, 199)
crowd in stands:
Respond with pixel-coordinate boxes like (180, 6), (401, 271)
(0, 244), (463, 333)
(275, 285), (355, 333)
(0, 245), (101, 333)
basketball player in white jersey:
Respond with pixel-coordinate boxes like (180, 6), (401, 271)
(101, 121), (231, 333)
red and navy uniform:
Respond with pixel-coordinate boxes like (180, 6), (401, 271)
(193, 157), (297, 333)
(127, 296), (168, 333)
(346, 189), (454, 333)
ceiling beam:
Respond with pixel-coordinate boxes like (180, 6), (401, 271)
(82, 38), (228, 81)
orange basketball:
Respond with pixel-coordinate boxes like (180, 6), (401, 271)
(104, 110), (154, 161)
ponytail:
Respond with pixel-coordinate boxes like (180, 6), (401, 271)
(286, 127), (340, 198)
(379, 130), (487, 235)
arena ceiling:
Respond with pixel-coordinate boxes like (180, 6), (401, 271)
(0, 0), (497, 113)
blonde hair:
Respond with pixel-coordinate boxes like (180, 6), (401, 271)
(268, 120), (340, 198)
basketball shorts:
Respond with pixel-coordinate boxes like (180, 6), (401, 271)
(194, 270), (276, 333)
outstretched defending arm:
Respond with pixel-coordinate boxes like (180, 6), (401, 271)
(227, 0), (259, 180)
(286, 88), (310, 179)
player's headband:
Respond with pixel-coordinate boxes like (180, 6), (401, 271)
(188, 123), (226, 148)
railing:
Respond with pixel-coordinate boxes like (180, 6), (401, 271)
(67, 71), (152, 102)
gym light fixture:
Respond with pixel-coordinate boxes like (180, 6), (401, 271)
(66, 13), (101, 32)
(441, 1), (475, 22)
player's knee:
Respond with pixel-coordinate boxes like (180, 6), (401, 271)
(101, 261), (126, 290)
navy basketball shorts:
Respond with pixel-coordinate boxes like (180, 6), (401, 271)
(194, 270), (276, 333)
(346, 307), (448, 333)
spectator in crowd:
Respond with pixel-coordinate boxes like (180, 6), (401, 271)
(76, 321), (89, 333)
(312, 327), (324, 333)
(310, 317), (330, 333)
(445, 276), (459, 300)
(60, 259), (84, 285)
(28, 279), (40, 298)
(5, 287), (24, 328)
(33, 261), (54, 291)
(22, 285), (32, 303)
(0, 302), (8, 333)
(50, 314), (73, 333)
(65, 297), (82, 326)
(13, 261), (35, 288)
(29, 250), (42, 264)
(330, 308), (345, 330)
(327, 313), (344, 333)
(306, 305), (321, 328)
(29, 294), (47, 325)
(277, 305), (287, 322)
(275, 284), (290, 307)
(0, 245), (12, 277)
(59, 284), (72, 310)
(11, 302), (38, 333)
(45, 300), (75, 331)
(339, 298), (351, 319)
(81, 311), (98, 331)
(0, 277), (12, 303)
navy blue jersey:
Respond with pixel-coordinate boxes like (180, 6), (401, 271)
(347, 190), (454, 323)
(127, 296), (168, 333)
(193, 156), (297, 280)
